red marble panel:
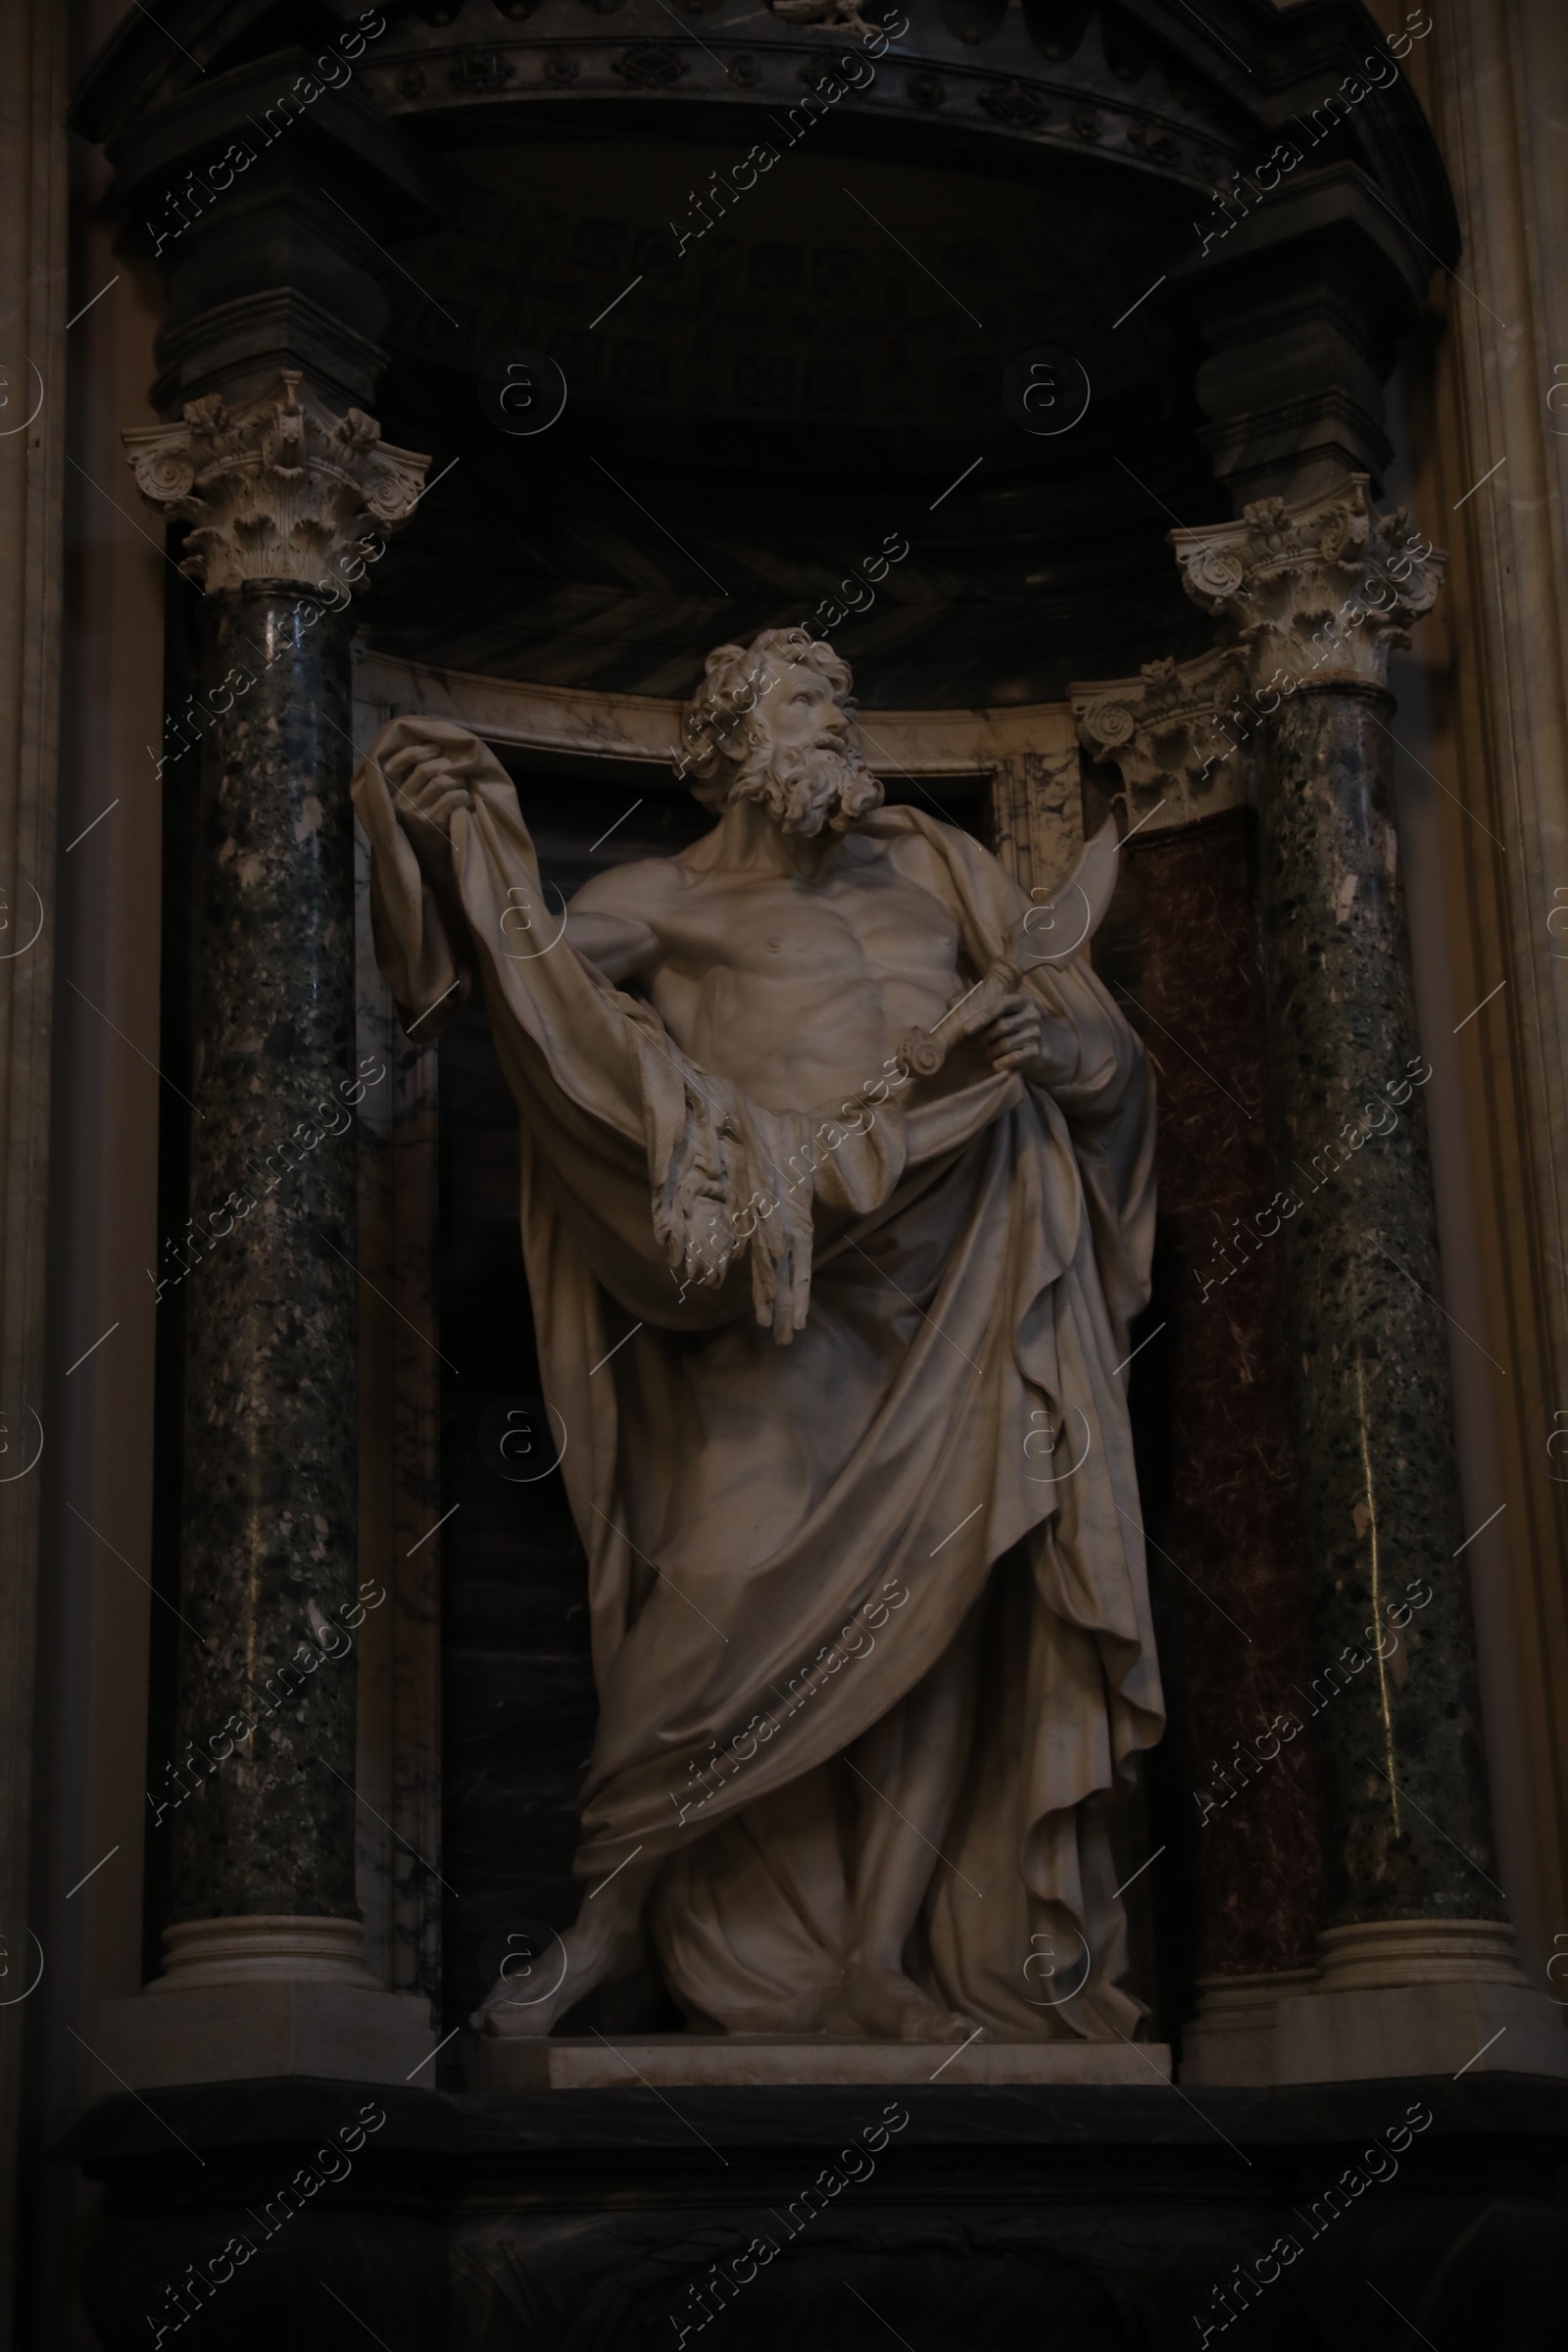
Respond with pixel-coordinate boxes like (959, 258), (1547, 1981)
(1130, 809), (1322, 1975)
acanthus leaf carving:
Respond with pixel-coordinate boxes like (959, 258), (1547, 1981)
(1170, 475), (1446, 693)
(123, 369), (431, 596)
(1071, 645), (1253, 830)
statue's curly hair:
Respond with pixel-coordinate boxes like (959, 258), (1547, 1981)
(677, 627), (856, 808)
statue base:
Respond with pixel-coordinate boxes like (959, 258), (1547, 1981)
(464, 2034), (1171, 2091)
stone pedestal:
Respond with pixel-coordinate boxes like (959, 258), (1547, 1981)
(93, 1984), (435, 2095)
(94, 1918), (433, 2091)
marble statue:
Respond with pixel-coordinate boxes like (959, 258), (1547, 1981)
(352, 626), (1162, 2044)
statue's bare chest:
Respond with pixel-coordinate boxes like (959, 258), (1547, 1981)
(656, 863), (963, 997)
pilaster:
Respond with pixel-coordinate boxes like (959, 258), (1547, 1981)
(0, 0), (68, 2316)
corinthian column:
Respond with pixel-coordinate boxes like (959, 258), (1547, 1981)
(1172, 480), (1566, 2081)
(98, 372), (432, 2086)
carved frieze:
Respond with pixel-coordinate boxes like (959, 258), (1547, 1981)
(123, 370), (430, 595)
(978, 81), (1049, 128)
(1171, 477), (1446, 693)
(450, 50), (518, 91)
(614, 43), (689, 84)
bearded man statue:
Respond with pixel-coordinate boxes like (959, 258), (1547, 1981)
(352, 625), (1162, 2046)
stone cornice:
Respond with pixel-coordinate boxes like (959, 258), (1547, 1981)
(69, 3), (1459, 275)
(1171, 475), (1446, 692)
(123, 370), (429, 594)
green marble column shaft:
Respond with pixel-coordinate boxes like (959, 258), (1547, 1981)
(1254, 680), (1499, 1926)
(127, 372), (426, 1937)
(169, 587), (361, 1921)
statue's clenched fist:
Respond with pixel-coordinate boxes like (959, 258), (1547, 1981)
(979, 993), (1077, 1089)
(376, 719), (502, 886)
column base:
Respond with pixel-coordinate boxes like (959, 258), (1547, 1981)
(1178, 1969), (1317, 2085)
(145, 1914), (384, 1990)
(91, 1915), (434, 2091)
(1275, 1919), (1568, 2083)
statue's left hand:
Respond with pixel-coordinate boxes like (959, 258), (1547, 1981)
(379, 725), (486, 890)
(980, 993), (1076, 1087)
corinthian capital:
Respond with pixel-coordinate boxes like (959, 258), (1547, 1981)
(1071, 646), (1252, 831)
(123, 370), (430, 594)
(1171, 475), (1446, 692)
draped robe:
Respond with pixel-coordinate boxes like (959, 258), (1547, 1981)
(353, 731), (1163, 2039)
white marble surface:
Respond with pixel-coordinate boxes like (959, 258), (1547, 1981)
(468, 2034), (1173, 2091)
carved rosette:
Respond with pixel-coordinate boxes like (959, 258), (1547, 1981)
(1071, 645), (1252, 830)
(122, 369), (430, 594)
(1171, 475), (1446, 693)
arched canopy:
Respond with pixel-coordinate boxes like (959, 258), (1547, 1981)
(74, 0), (1457, 704)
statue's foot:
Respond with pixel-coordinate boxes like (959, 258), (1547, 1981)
(469, 1928), (588, 2037)
(827, 1964), (988, 2044)
(469, 1968), (574, 2037)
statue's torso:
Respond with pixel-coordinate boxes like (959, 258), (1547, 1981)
(588, 834), (968, 1111)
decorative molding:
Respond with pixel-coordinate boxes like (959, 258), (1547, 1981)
(613, 42), (690, 84)
(1071, 645), (1252, 831)
(123, 370), (430, 595)
(978, 80), (1048, 128)
(1313, 1919), (1526, 1993)
(451, 48), (518, 90)
(147, 1915), (381, 1990)
(1127, 116), (1176, 163)
(1171, 475), (1446, 693)
(354, 648), (1083, 774)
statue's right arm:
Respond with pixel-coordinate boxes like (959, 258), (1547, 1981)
(564, 865), (669, 987)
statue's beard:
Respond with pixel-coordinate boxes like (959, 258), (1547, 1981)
(728, 737), (884, 836)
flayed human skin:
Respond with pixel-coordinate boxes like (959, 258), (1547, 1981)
(384, 628), (1060, 1113)
(682, 626), (884, 837)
